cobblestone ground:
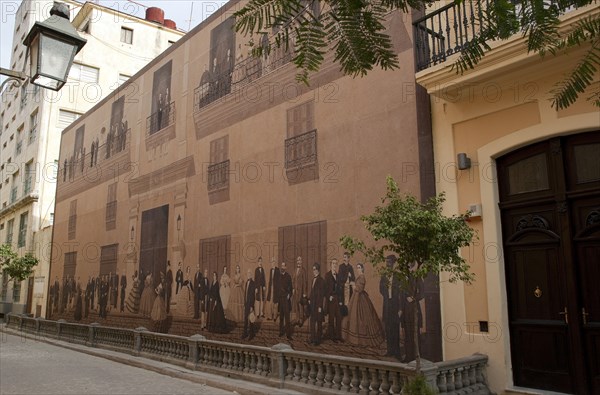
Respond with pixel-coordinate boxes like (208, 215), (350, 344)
(0, 331), (234, 395)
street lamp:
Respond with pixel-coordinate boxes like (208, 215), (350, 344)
(0, 2), (87, 92)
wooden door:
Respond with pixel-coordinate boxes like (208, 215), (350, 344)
(498, 131), (600, 394)
(139, 205), (169, 282)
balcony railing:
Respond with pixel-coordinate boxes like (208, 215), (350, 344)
(194, 38), (295, 111)
(285, 129), (317, 170)
(413, 0), (581, 71)
(207, 160), (230, 192)
(146, 101), (175, 136)
(6, 314), (492, 395)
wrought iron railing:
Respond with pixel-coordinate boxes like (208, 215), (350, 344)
(194, 38), (295, 111)
(207, 160), (230, 192)
(285, 129), (317, 170)
(6, 314), (493, 395)
(146, 101), (175, 136)
(413, 0), (582, 71)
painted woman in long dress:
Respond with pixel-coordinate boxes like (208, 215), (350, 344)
(208, 271), (227, 333)
(228, 264), (245, 322)
(126, 270), (140, 314)
(342, 263), (385, 347)
(151, 273), (168, 331)
(219, 266), (231, 316)
(139, 272), (156, 317)
(174, 266), (193, 318)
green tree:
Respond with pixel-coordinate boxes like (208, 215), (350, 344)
(0, 244), (39, 282)
(340, 176), (475, 375)
(234, 0), (599, 109)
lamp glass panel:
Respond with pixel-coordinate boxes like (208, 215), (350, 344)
(38, 33), (77, 82)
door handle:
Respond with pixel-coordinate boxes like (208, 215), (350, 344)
(582, 307), (589, 325)
(559, 307), (568, 324)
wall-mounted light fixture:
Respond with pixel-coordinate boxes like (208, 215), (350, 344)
(130, 226), (135, 240)
(457, 153), (472, 170)
(176, 214), (182, 231)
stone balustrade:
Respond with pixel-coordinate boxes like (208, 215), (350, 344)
(5, 313), (491, 394)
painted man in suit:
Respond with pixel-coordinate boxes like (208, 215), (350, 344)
(292, 256), (307, 326)
(242, 269), (257, 340)
(254, 256), (266, 318)
(278, 261), (293, 340)
(266, 257), (279, 321)
(400, 267), (425, 363)
(324, 259), (343, 342)
(200, 268), (209, 330)
(380, 255), (401, 359)
(165, 261), (173, 313)
(120, 270), (127, 313)
(338, 252), (355, 306)
(193, 264), (203, 319)
(309, 263), (325, 345)
(175, 262), (184, 294)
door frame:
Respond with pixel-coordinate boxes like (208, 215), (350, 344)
(476, 113), (598, 391)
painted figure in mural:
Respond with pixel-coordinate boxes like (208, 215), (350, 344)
(100, 275), (109, 319)
(53, 277), (60, 314)
(200, 268), (209, 330)
(292, 256), (307, 326)
(255, 257), (266, 318)
(95, 275), (101, 311)
(219, 265), (231, 316)
(111, 272), (119, 310)
(126, 270), (141, 314)
(175, 262), (184, 295)
(242, 268), (257, 340)
(157, 93), (164, 131)
(339, 252), (355, 307)
(164, 88), (171, 126)
(400, 265), (425, 363)
(324, 259), (343, 342)
(278, 261), (293, 340)
(208, 271), (227, 333)
(120, 270), (127, 313)
(89, 275), (96, 313)
(74, 281), (83, 321)
(84, 277), (91, 318)
(193, 264), (204, 319)
(151, 272), (168, 331)
(228, 264), (245, 322)
(380, 255), (401, 359)
(266, 257), (279, 322)
(174, 266), (193, 318)
(139, 272), (156, 318)
(342, 263), (385, 347)
(308, 263), (325, 346)
(165, 261), (173, 313)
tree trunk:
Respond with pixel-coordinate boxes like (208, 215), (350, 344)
(413, 279), (421, 375)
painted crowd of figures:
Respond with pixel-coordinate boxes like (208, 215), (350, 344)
(50, 253), (424, 362)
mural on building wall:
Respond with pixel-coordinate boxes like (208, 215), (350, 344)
(149, 60), (173, 134)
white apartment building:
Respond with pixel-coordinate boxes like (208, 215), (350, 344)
(0, 0), (183, 317)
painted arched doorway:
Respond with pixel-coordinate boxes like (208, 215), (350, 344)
(497, 130), (600, 394)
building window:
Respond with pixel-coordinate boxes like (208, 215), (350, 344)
(5, 219), (14, 244)
(28, 110), (38, 144)
(120, 27), (133, 44)
(1, 274), (8, 301)
(49, 213), (54, 224)
(64, 252), (77, 279)
(68, 200), (77, 240)
(16, 124), (24, 155)
(58, 109), (82, 129)
(17, 211), (28, 248)
(285, 100), (318, 184)
(69, 63), (99, 83)
(100, 244), (118, 276)
(23, 161), (33, 195)
(20, 83), (28, 110)
(12, 280), (21, 302)
(208, 135), (230, 193)
(118, 74), (131, 86)
(10, 186), (18, 204)
(106, 182), (117, 230)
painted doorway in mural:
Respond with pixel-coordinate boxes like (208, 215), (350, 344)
(498, 130), (600, 395)
(139, 205), (169, 282)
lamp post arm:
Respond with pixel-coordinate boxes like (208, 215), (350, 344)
(0, 67), (28, 91)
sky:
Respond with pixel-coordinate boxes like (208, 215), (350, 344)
(0, 0), (227, 85)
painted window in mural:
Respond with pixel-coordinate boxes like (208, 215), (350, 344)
(68, 200), (77, 240)
(147, 61), (173, 135)
(208, 135), (229, 193)
(105, 182), (117, 230)
(285, 100), (318, 183)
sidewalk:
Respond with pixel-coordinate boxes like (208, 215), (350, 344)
(0, 324), (305, 395)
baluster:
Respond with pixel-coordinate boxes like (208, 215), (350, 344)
(316, 361), (325, 387)
(438, 370), (448, 394)
(242, 352), (250, 373)
(250, 352), (257, 374)
(293, 358), (302, 381)
(301, 359), (310, 383)
(308, 361), (317, 385)
(286, 357), (295, 379)
(324, 363), (334, 388)
(455, 367), (464, 390)
(341, 365), (351, 391)
(446, 369), (456, 392)
(380, 370), (390, 394)
(390, 371), (400, 395)
(226, 349), (233, 370)
(359, 367), (370, 395)
(462, 367), (470, 389)
(350, 365), (360, 393)
(369, 368), (380, 395)
(332, 364), (342, 390)
(475, 363), (484, 385)
(256, 353), (263, 375)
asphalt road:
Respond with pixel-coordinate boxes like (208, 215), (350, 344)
(0, 331), (235, 395)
